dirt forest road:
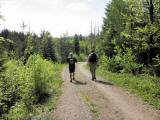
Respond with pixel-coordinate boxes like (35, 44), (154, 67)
(53, 62), (160, 120)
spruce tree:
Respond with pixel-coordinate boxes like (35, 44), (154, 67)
(74, 34), (80, 55)
(43, 37), (56, 62)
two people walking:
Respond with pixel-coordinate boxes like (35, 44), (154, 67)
(67, 50), (98, 82)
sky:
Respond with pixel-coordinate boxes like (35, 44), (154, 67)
(0, 0), (110, 37)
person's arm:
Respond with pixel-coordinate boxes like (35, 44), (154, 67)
(88, 54), (90, 64)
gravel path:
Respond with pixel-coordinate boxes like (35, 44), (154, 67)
(53, 67), (92, 120)
(53, 62), (160, 120)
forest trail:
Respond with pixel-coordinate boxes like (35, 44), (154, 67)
(53, 62), (160, 120)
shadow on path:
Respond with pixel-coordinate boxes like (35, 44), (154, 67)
(72, 80), (87, 85)
(95, 80), (113, 86)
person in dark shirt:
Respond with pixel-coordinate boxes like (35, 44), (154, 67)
(88, 50), (98, 80)
(67, 53), (77, 82)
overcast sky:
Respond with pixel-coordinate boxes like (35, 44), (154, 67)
(0, 0), (110, 37)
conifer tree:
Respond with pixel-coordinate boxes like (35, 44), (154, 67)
(74, 34), (80, 55)
(43, 37), (56, 62)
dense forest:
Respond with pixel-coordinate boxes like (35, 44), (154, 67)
(96, 0), (160, 109)
(0, 0), (160, 119)
(98, 0), (160, 76)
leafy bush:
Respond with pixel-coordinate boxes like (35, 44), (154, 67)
(27, 55), (54, 103)
(99, 54), (108, 70)
(0, 78), (3, 115)
(0, 60), (26, 114)
(99, 54), (123, 72)
(0, 54), (63, 119)
(99, 49), (142, 74)
(76, 53), (87, 62)
(121, 49), (142, 75)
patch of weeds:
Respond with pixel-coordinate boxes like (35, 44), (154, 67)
(97, 66), (160, 109)
(82, 94), (100, 120)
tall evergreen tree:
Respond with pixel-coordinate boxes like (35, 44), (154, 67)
(24, 33), (35, 60)
(0, 37), (6, 72)
(74, 34), (80, 55)
(43, 37), (56, 62)
(100, 0), (127, 57)
(99, 0), (160, 75)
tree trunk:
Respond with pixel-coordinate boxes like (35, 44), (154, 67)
(148, 0), (154, 64)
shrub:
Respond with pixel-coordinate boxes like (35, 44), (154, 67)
(99, 54), (123, 72)
(121, 49), (142, 75)
(99, 54), (108, 70)
(0, 54), (62, 119)
(76, 53), (87, 62)
(0, 60), (26, 114)
(27, 54), (54, 103)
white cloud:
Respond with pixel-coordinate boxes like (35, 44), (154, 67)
(66, 2), (89, 12)
(0, 0), (110, 37)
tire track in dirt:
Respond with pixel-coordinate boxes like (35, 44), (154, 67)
(53, 62), (160, 120)
(78, 62), (160, 120)
(53, 67), (92, 120)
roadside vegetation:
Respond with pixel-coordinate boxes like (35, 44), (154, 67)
(97, 57), (160, 109)
(0, 23), (86, 118)
(81, 0), (160, 109)
(0, 55), (64, 119)
(95, 0), (160, 109)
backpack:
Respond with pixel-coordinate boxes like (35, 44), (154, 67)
(69, 58), (75, 65)
(89, 53), (97, 62)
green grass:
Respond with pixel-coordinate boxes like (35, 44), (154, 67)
(97, 66), (160, 109)
(81, 94), (99, 120)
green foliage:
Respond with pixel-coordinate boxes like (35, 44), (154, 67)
(99, 55), (108, 70)
(1, 29), (27, 57)
(100, 48), (142, 74)
(74, 34), (80, 55)
(80, 40), (89, 55)
(76, 53), (87, 62)
(43, 37), (56, 62)
(0, 37), (13, 72)
(0, 37), (5, 72)
(60, 36), (73, 63)
(40, 31), (56, 62)
(0, 60), (26, 115)
(24, 33), (35, 60)
(98, 0), (160, 76)
(99, 54), (123, 72)
(26, 55), (54, 103)
(121, 48), (142, 74)
(0, 54), (64, 119)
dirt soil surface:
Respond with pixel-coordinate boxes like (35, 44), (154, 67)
(53, 62), (160, 120)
